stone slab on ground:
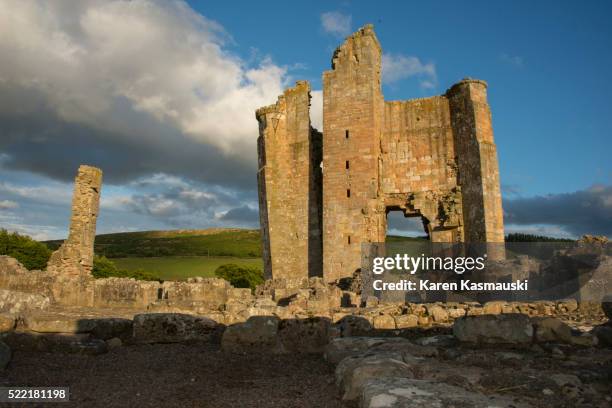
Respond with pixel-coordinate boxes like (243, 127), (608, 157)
(336, 355), (414, 401)
(25, 313), (98, 333)
(221, 315), (281, 353)
(325, 337), (403, 364)
(453, 313), (533, 344)
(361, 377), (532, 408)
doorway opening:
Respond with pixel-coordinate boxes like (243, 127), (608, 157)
(385, 208), (429, 241)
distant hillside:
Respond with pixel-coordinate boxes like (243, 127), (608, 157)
(46, 228), (262, 258)
(44, 230), (573, 260)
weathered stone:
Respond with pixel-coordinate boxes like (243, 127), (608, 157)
(105, 337), (122, 349)
(277, 317), (331, 353)
(361, 378), (532, 408)
(0, 340), (11, 369)
(393, 314), (418, 329)
(325, 337), (432, 365)
(532, 317), (572, 343)
(47, 165), (102, 277)
(426, 305), (448, 322)
(453, 314), (533, 344)
(2, 332), (106, 355)
(334, 315), (373, 337)
(413, 334), (458, 348)
(417, 315), (430, 326)
(63, 338), (108, 355)
(483, 301), (506, 315)
(0, 289), (50, 314)
(0, 256), (29, 275)
(132, 313), (218, 344)
(337, 356), (414, 401)
(372, 314), (396, 329)
(91, 318), (133, 341)
(25, 314), (97, 333)
(0, 314), (15, 332)
(447, 307), (466, 319)
(369, 340), (438, 358)
(221, 316), (280, 353)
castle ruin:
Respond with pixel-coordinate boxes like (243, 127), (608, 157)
(46, 165), (102, 276)
(256, 25), (504, 282)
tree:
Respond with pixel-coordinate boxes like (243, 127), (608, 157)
(0, 229), (52, 270)
(214, 263), (263, 290)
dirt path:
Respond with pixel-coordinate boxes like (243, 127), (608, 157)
(0, 344), (346, 407)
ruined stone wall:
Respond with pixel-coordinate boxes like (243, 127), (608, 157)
(381, 97), (463, 241)
(322, 25), (385, 282)
(256, 81), (323, 280)
(47, 165), (102, 276)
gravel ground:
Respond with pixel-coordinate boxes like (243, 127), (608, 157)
(0, 344), (346, 408)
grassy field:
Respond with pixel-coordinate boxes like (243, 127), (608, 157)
(46, 228), (262, 258)
(44, 228), (428, 281)
(112, 256), (263, 281)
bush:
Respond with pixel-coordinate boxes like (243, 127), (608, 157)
(92, 255), (159, 281)
(0, 229), (52, 270)
(214, 263), (264, 290)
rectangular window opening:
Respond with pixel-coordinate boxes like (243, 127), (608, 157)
(345, 160), (349, 169)
(347, 189), (351, 198)
(345, 130), (349, 139)
(348, 235), (351, 245)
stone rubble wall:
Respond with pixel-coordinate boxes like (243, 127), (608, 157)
(0, 255), (607, 329)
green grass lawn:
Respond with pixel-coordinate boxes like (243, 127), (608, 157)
(46, 228), (262, 259)
(112, 256), (263, 281)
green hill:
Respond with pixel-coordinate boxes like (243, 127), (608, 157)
(46, 228), (262, 259)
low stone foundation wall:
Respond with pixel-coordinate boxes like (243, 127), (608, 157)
(0, 256), (253, 311)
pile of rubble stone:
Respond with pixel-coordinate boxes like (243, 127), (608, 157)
(324, 314), (612, 407)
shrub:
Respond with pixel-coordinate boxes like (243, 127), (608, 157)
(92, 255), (159, 281)
(0, 229), (52, 270)
(214, 263), (264, 290)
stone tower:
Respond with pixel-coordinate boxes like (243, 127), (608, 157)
(256, 81), (323, 280)
(256, 25), (505, 282)
(47, 165), (103, 276)
(322, 25), (385, 282)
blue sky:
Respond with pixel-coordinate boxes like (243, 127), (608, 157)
(198, 0), (612, 197)
(0, 0), (610, 240)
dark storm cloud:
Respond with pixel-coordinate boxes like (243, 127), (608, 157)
(0, 1), (289, 191)
(504, 185), (612, 237)
(218, 205), (259, 225)
(0, 89), (257, 190)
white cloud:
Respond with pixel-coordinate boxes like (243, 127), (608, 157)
(0, 0), (289, 158)
(321, 11), (352, 37)
(0, 181), (72, 206)
(310, 90), (323, 131)
(0, 200), (19, 210)
(382, 53), (437, 89)
(500, 53), (524, 68)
